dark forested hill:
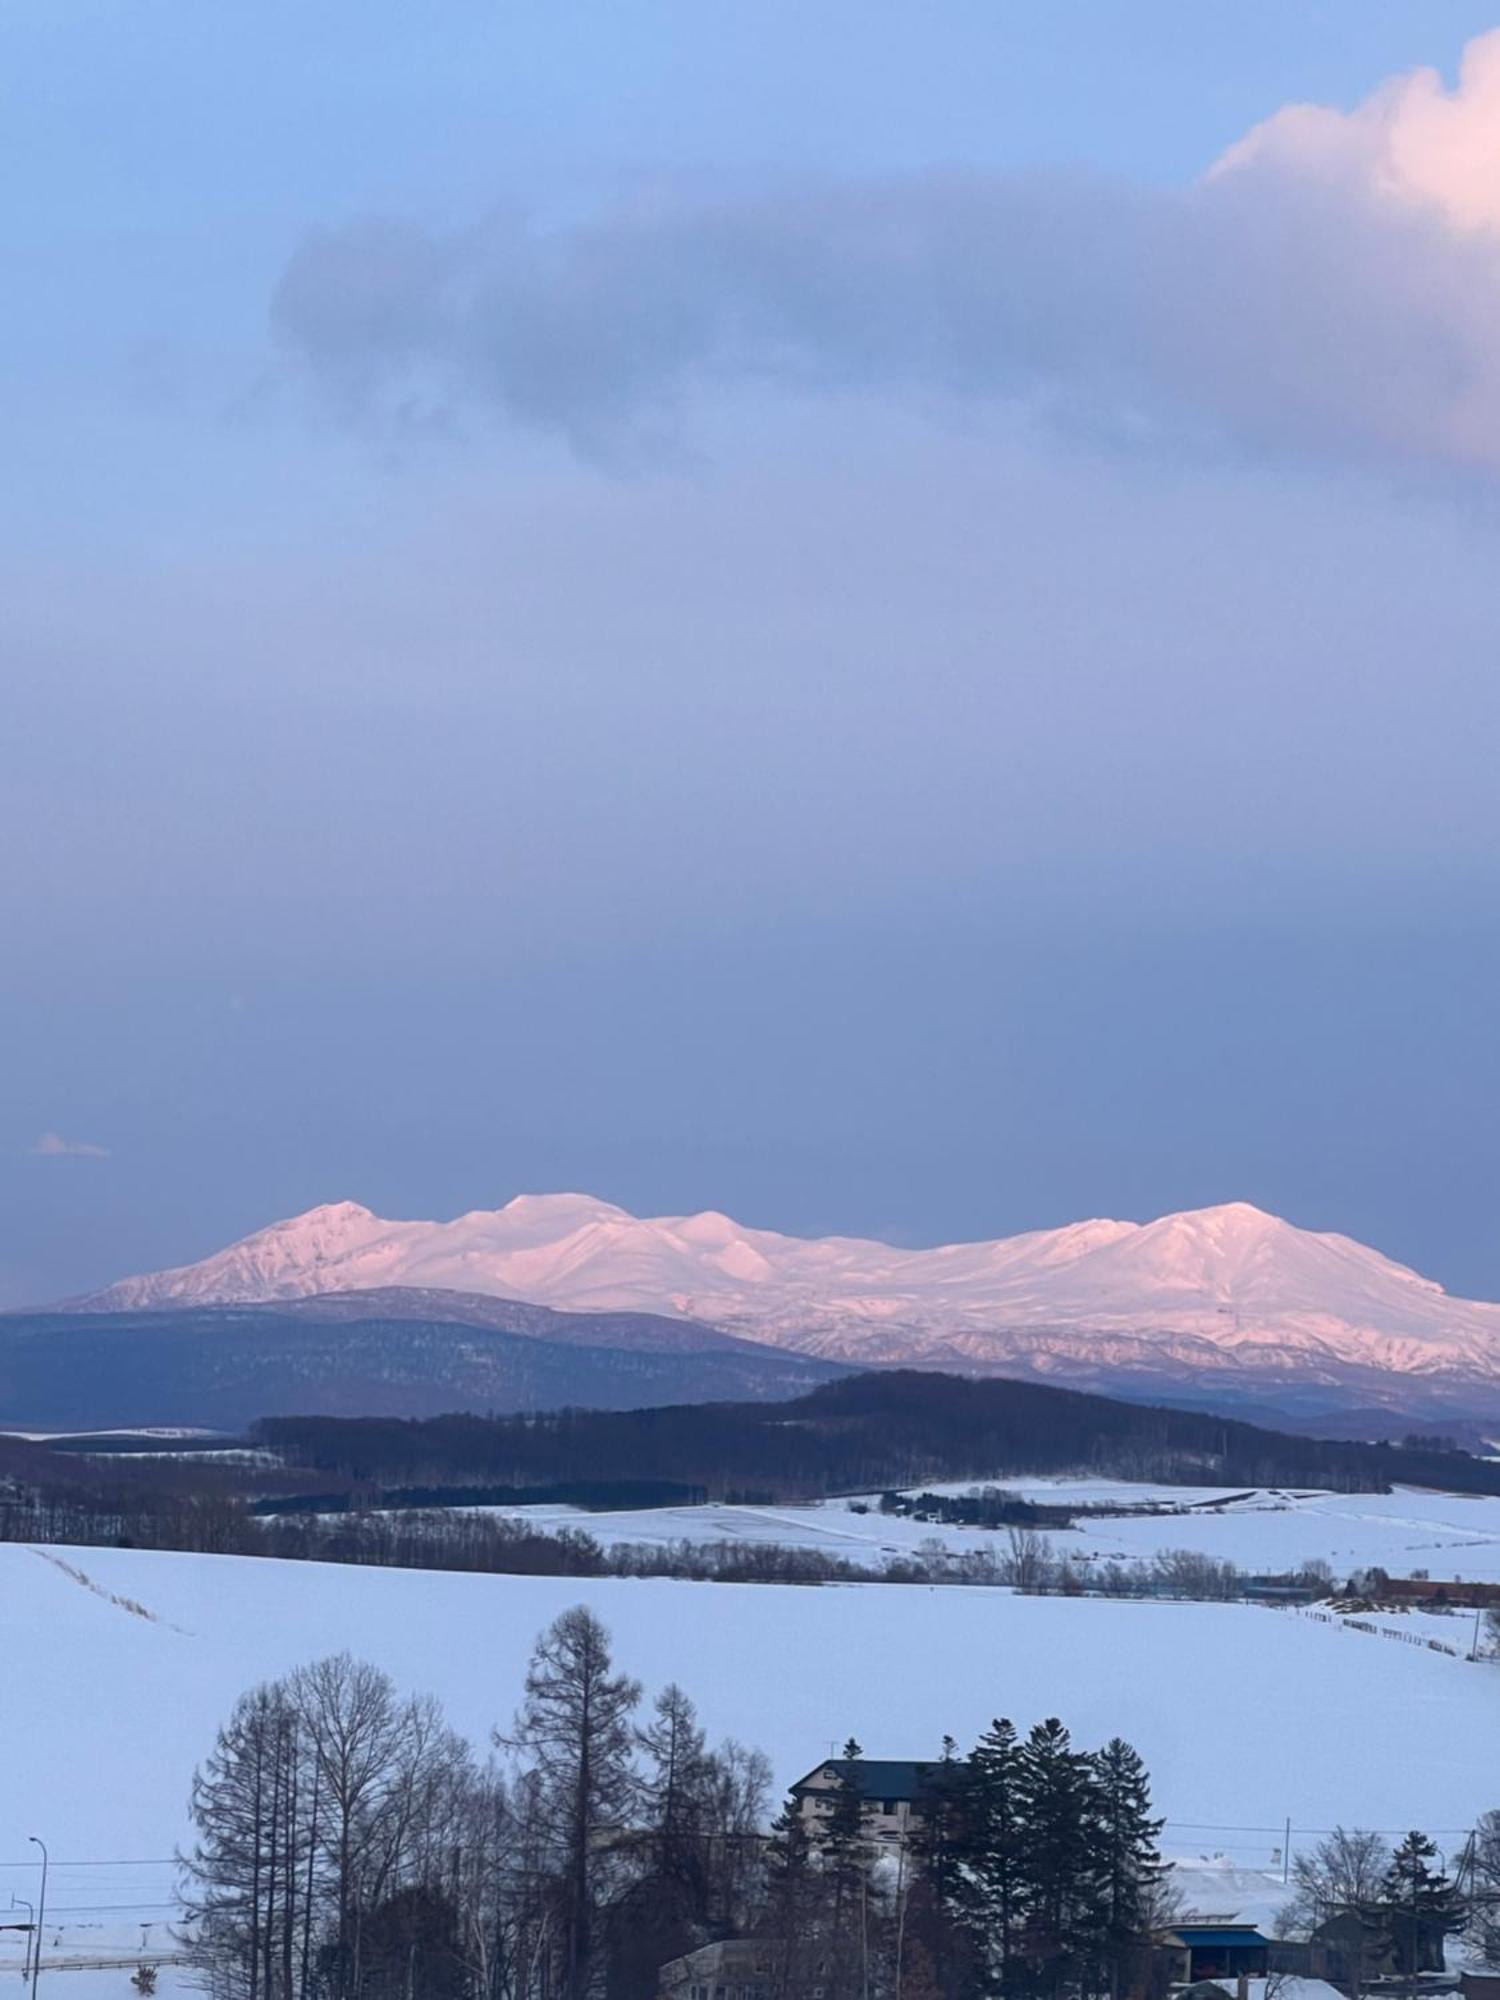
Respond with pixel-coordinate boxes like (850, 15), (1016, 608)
(257, 1367), (1500, 1503)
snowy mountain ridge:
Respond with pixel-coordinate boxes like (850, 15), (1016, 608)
(67, 1194), (1500, 1404)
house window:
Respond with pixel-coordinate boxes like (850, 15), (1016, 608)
(882, 1799), (898, 1814)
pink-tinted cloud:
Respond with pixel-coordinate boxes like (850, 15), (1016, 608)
(273, 29), (1500, 479)
(29, 1131), (109, 1159)
(1214, 29), (1500, 236)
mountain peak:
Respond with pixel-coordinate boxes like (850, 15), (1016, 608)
(287, 1200), (377, 1228)
(496, 1192), (630, 1222)
(1153, 1200), (1279, 1234)
(60, 1195), (1500, 1411)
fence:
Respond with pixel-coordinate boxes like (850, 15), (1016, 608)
(1295, 1606), (1469, 1659)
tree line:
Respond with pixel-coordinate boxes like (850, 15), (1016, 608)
(182, 1611), (1169, 2000)
(257, 1372), (1500, 1504)
(0, 1482), (1447, 1608)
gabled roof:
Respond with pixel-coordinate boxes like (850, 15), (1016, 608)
(790, 1759), (941, 1801)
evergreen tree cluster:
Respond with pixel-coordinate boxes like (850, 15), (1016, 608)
(765, 1720), (1165, 2000)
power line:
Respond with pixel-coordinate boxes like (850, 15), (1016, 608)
(0, 1819), (1485, 1877)
(1164, 1821), (1480, 1839)
(43, 1903), (181, 1915)
(0, 1860), (175, 1871)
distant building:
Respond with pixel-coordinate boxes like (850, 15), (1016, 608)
(789, 1758), (940, 1845)
(657, 1939), (783, 2000)
(1308, 1907), (1449, 1987)
(1384, 1578), (1500, 1609)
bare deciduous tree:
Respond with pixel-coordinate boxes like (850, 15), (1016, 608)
(1002, 1528), (1058, 1594)
(1282, 1826), (1392, 2000)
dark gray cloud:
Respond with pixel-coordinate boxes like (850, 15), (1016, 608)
(272, 154), (1500, 472)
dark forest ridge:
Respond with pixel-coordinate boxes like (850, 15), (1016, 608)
(257, 1370), (1500, 1506)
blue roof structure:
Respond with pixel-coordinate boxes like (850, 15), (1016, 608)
(1172, 1929), (1272, 1949)
(791, 1759), (940, 1800)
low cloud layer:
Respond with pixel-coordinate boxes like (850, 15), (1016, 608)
(273, 30), (1500, 475)
(29, 1132), (109, 1160)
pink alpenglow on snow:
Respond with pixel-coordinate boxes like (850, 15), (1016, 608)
(69, 1194), (1500, 1409)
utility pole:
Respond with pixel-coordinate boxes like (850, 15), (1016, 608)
(28, 1837), (47, 2000)
(860, 1871), (870, 2000)
(1456, 1830), (1478, 1907)
(892, 1826), (909, 2000)
(1405, 1844), (1425, 2000)
(8, 1898), (35, 1983)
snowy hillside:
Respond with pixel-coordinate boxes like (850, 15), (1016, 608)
(69, 1194), (1500, 1419)
(3, 1544), (1499, 1877)
(6, 1522), (1497, 1993)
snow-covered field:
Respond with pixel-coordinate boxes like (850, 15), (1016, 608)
(1012, 1480), (1500, 1578)
(9, 1473), (1495, 2000)
(491, 1478), (1500, 1584)
(4, 1543), (1498, 1875)
(7, 1528), (1500, 1994)
(12, 1475), (1500, 1995)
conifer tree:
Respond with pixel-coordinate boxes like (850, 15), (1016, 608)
(1089, 1738), (1165, 2000)
(1014, 1718), (1105, 2000)
(818, 1741), (871, 2000)
(908, 1737), (981, 2000)
(1380, 1832), (1464, 1983)
(964, 1718), (1027, 1998)
(763, 1797), (822, 2000)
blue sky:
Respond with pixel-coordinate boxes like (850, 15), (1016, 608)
(4, 3), (1500, 1303)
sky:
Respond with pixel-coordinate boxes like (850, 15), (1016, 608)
(4, 2), (1500, 1305)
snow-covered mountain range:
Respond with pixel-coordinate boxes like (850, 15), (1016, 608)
(68, 1195), (1500, 1422)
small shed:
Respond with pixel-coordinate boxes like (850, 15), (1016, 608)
(1165, 1925), (1272, 1984)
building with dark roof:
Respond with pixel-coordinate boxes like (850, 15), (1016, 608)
(788, 1758), (941, 1845)
(656, 1939), (782, 2000)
